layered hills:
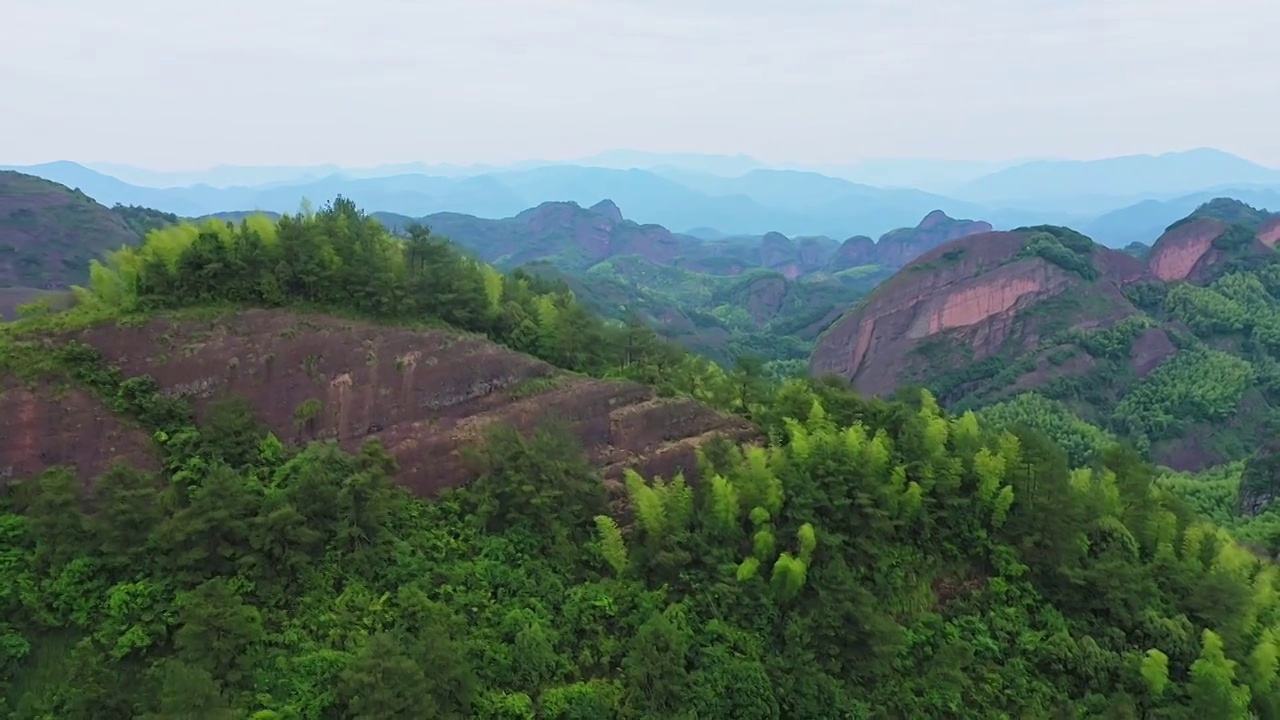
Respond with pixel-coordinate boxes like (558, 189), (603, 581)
(10, 149), (1280, 244)
(8, 177), (1280, 717)
(371, 199), (992, 366)
(811, 198), (1280, 470)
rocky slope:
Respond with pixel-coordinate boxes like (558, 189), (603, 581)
(810, 229), (1142, 397)
(809, 201), (1280, 470)
(0, 310), (756, 494)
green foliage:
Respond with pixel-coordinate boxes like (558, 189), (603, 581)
(1016, 230), (1098, 280)
(1113, 348), (1252, 443)
(979, 392), (1116, 468)
(10, 194), (1280, 718)
(1168, 198), (1278, 233)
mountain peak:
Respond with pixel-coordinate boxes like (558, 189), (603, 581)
(589, 199), (623, 223)
(918, 210), (953, 229)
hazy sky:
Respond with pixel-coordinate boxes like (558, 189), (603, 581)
(4, 0), (1278, 169)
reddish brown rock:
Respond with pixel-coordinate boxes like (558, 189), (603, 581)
(1129, 327), (1178, 377)
(1145, 218), (1227, 281)
(759, 232), (798, 270)
(69, 310), (756, 495)
(742, 275), (790, 324)
(809, 230), (1141, 398)
(0, 379), (158, 488)
(796, 237), (837, 271)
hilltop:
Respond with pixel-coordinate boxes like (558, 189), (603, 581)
(811, 198), (1280, 470)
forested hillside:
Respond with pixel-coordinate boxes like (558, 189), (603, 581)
(3, 197), (1280, 718)
(812, 201), (1280, 472)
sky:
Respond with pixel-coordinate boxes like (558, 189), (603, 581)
(3, 0), (1279, 170)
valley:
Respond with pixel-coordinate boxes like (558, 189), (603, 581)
(5, 167), (1280, 717)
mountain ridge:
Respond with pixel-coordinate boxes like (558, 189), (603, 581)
(8, 151), (1280, 244)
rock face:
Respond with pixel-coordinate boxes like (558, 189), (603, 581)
(741, 275), (790, 325)
(589, 199), (624, 224)
(1145, 218), (1228, 282)
(809, 230), (1141, 398)
(796, 237), (838, 272)
(812, 232), (1067, 395)
(0, 379), (158, 488)
(759, 232), (801, 278)
(58, 310), (756, 495)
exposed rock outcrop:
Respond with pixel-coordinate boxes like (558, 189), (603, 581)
(0, 379), (158, 488)
(810, 230), (1142, 398)
(58, 309), (756, 495)
(1145, 217), (1228, 282)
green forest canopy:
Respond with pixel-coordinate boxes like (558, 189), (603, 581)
(3, 197), (1280, 717)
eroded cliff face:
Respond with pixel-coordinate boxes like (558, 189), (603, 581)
(1145, 218), (1227, 281)
(810, 231), (1080, 396)
(0, 379), (158, 488)
(65, 310), (755, 495)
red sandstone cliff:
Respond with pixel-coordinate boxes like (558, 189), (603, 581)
(809, 231), (1146, 398)
(0, 310), (756, 494)
(1145, 218), (1229, 282)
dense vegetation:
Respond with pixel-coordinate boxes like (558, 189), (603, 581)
(908, 208), (1280, 472)
(1015, 226), (1099, 281)
(518, 255), (865, 370)
(6, 196), (1280, 717)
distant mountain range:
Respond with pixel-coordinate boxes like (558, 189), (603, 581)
(370, 200), (990, 283)
(4, 148), (1279, 246)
